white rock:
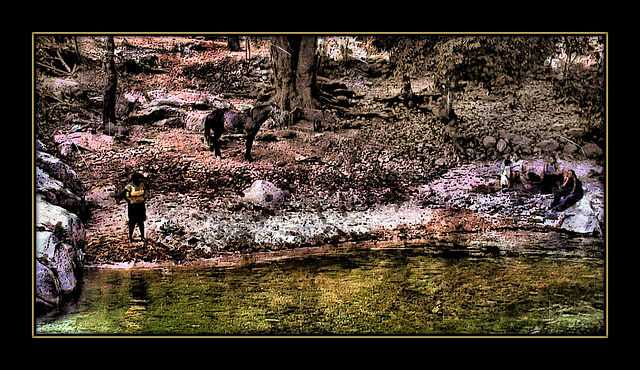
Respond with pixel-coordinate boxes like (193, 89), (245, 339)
(242, 180), (286, 207)
(35, 194), (86, 249)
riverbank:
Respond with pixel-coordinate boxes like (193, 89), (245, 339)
(34, 36), (604, 267)
(80, 153), (604, 267)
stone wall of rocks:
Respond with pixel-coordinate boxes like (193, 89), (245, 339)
(452, 80), (604, 162)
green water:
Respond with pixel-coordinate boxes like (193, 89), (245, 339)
(35, 249), (605, 336)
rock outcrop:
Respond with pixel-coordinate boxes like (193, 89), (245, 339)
(35, 140), (86, 313)
(123, 90), (231, 130)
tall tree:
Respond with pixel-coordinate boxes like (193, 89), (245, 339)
(270, 36), (320, 121)
(228, 36), (242, 51)
(103, 36), (117, 129)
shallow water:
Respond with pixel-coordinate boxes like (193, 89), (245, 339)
(35, 248), (605, 336)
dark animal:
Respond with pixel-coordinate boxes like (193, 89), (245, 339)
(203, 103), (279, 161)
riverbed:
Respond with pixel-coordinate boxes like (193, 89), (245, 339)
(36, 246), (605, 336)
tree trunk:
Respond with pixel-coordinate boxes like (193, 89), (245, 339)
(103, 36), (117, 128)
(245, 36), (251, 60)
(271, 36), (319, 121)
(228, 36), (242, 52)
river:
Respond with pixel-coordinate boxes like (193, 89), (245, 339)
(35, 246), (605, 336)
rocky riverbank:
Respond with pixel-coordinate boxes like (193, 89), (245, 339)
(35, 140), (87, 313)
(35, 36), (606, 300)
(78, 145), (604, 265)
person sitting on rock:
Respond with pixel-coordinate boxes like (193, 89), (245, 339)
(540, 155), (562, 194)
(519, 157), (560, 192)
(115, 172), (148, 242)
(519, 160), (544, 190)
(551, 169), (583, 212)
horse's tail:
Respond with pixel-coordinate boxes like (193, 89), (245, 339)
(202, 115), (210, 151)
(204, 113), (210, 140)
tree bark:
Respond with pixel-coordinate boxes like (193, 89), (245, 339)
(271, 36), (319, 121)
(103, 36), (117, 127)
(228, 36), (242, 51)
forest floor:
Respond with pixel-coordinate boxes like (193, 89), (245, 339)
(41, 36), (605, 265)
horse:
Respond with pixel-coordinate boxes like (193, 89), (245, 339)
(203, 103), (280, 161)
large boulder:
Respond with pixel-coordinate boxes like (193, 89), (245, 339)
(563, 143), (579, 155)
(496, 138), (508, 153)
(557, 183), (604, 234)
(537, 138), (559, 153)
(40, 77), (83, 101)
(559, 209), (600, 234)
(185, 111), (210, 131)
(499, 131), (533, 154)
(566, 127), (586, 140)
(482, 135), (497, 149)
(36, 260), (61, 310)
(35, 231), (83, 296)
(511, 134), (533, 154)
(127, 103), (186, 126)
(36, 167), (84, 215)
(35, 150), (81, 191)
(36, 194), (85, 249)
(125, 92), (229, 128)
(35, 196), (86, 312)
(242, 180), (286, 207)
(582, 142), (603, 159)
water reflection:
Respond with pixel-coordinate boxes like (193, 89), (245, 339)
(36, 249), (605, 336)
(122, 270), (150, 334)
(130, 270), (149, 306)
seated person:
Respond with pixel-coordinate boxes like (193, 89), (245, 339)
(551, 169), (583, 212)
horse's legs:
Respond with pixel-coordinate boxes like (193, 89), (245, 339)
(245, 133), (256, 161)
(204, 110), (228, 157)
(212, 129), (223, 157)
(204, 114), (212, 149)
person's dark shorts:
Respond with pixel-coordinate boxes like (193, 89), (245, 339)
(128, 203), (146, 224)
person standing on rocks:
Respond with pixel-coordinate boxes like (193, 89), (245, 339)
(500, 159), (513, 189)
(116, 172), (148, 242)
(550, 169), (583, 212)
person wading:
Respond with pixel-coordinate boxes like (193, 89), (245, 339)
(116, 172), (148, 242)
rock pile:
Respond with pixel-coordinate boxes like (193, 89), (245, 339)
(35, 140), (87, 313)
(442, 81), (604, 162)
